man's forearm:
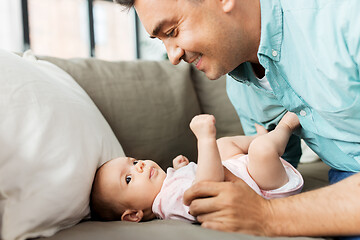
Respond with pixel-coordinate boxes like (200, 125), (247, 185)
(268, 173), (360, 236)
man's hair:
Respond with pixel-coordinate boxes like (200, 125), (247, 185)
(113, 0), (135, 10)
(90, 165), (125, 221)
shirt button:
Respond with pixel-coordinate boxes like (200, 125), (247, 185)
(300, 110), (307, 117)
(272, 50), (278, 57)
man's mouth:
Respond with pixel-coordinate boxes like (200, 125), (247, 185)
(192, 54), (202, 67)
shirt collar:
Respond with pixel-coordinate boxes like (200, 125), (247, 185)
(229, 0), (283, 82)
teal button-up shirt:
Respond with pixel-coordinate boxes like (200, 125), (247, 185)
(227, 0), (360, 171)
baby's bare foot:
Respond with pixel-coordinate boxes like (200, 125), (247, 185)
(279, 112), (300, 131)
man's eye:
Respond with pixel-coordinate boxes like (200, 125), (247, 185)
(126, 175), (132, 184)
(133, 160), (138, 165)
(166, 29), (176, 37)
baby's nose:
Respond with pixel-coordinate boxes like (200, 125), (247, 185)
(135, 161), (145, 173)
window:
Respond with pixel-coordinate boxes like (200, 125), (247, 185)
(0, 1), (23, 52)
(28, 0), (89, 58)
(93, 0), (136, 60)
(0, 0), (166, 60)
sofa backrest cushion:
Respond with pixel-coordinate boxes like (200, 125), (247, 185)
(38, 57), (203, 168)
(189, 67), (244, 138)
(37, 56), (243, 169)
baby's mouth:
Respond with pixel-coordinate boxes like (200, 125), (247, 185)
(149, 167), (155, 179)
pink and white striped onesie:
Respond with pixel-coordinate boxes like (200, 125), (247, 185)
(152, 155), (303, 222)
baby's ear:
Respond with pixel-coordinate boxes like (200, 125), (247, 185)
(121, 209), (143, 222)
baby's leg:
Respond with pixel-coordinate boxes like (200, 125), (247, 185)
(247, 113), (300, 190)
(216, 135), (256, 160)
(216, 124), (267, 161)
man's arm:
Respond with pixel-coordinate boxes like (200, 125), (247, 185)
(183, 172), (360, 236)
(190, 114), (224, 183)
(269, 173), (360, 236)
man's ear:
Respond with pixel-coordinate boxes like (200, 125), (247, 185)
(121, 209), (144, 222)
(220, 0), (235, 13)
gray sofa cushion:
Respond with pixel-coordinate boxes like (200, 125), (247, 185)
(190, 68), (244, 138)
(37, 56), (244, 168)
(37, 57), (202, 168)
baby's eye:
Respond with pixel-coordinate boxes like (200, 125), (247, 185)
(125, 175), (132, 184)
(133, 160), (138, 165)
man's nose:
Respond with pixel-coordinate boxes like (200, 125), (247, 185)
(165, 43), (184, 65)
(135, 161), (145, 173)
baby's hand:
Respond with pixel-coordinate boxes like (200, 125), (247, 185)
(173, 155), (189, 170)
(190, 114), (216, 139)
(279, 111), (301, 131)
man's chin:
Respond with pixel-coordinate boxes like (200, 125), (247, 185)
(205, 71), (226, 80)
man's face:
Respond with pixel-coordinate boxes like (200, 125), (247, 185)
(134, 0), (245, 80)
(99, 157), (166, 213)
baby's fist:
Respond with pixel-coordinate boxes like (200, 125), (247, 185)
(173, 155), (189, 170)
(189, 114), (216, 139)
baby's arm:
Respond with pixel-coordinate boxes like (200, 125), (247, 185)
(247, 112), (300, 190)
(172, 155), (189, 170)
(190, 114), (224, 183)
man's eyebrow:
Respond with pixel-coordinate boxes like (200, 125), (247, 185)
(150, 20), (166, 38)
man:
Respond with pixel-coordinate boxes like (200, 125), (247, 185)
(114, 0), (360, 238)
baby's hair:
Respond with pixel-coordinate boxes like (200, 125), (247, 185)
(90, 164), (125, 221)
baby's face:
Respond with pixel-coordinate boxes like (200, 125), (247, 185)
(99, 157), (166, 214)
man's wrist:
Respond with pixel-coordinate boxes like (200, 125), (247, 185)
(261, 199), (278, 236)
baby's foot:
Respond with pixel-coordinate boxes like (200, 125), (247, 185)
(190, 114), (216, 139)
(279, 112), (300, 131)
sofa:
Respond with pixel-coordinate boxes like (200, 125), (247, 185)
(0, 50), (330, 240)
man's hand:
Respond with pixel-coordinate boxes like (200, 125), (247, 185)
(189, 114), (216, 140)
(183, 168), (274, 235)
(173, 155), (189, 170)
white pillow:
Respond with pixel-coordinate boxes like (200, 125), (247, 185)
(0, 50), (125, 240)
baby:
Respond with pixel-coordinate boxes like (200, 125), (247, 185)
(90, 112), (303, 222)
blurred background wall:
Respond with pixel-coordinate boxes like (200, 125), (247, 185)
(0, 0), (167, 60)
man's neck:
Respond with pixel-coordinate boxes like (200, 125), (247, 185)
(237, 0), (262, 64)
